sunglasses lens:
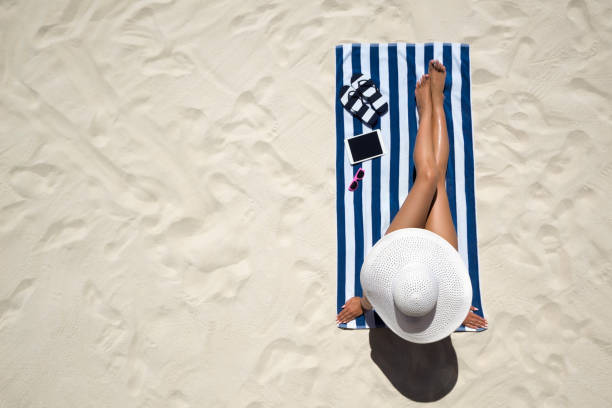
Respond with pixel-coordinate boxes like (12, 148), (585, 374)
(356, 169), (364, 179)
(349, 181), (357, 190)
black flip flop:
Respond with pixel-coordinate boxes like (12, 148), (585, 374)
(339, 85), (379, 128)
(350, 73), (388, 116)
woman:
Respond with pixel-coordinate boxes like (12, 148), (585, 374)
(336, 60), (487, 330)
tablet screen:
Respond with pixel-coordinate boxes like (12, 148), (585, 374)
(347, 131), (383, 162)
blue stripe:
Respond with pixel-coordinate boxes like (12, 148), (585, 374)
(443, 44), (458, 231)
(369, 45), (382, 245)
(368, 45), (386, 328)
(461, 44), (483, 317)
(424, 43), (433, 73)
(334, 45), (346, 315)
(334, 43), (484, 332)
(351, 44), (366, 328)
(406, 44), (417, 188)
(388, 44), (400, 220)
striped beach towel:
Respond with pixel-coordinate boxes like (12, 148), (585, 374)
(335, 42), (485, 333)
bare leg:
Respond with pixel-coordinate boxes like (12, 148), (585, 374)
(424, 59), (487, 329)
(424, 60), (458, 250)
(337, 75), (439, 324)
(385, 74), (438, 235)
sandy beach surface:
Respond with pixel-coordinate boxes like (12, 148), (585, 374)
(1, 0), (612, 406)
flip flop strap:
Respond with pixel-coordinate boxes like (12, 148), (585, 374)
(361, 107), (376, 123)
(345, 92), (363, 114)
(357, 78), (375, 96)
(371, 93), (386, 110)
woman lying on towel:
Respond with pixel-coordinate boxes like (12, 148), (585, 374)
(336, 60), (487, 330)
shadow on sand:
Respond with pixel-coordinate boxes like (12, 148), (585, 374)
(369, 327), (458, 402)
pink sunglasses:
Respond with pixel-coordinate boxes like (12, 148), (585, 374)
(348, 168), (365, 191)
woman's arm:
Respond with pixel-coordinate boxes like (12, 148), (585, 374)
(336, 289), (376, 324)
(360, 294), (373, 311)
(337, 296), (369, 324)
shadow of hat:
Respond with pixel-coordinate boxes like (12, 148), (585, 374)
(368, 326), (458, 402)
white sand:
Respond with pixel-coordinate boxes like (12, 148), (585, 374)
(1, 0), (612, 406)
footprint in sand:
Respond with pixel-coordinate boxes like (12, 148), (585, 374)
(222, 88), (278, 140)
(294, 280), (325, 330)
(103, 222), (139, 261)
(143, 51), (195, 77)
(230, 3), (279, 35)
(567, 0), (592, 31)
(0, 201), (29, 234)
(182, 258), (252, 304)
(0, 279), (36, 331)
(275, 196), (305, 247)
(252, 337), (319, 394)
(83, 281), (126, 353)
(38, 218), (88, 252)
(251, 140), (298, 182)
(8, 163), (62, 199)
(207, 172), (247, 207)
(472, 68), (500, 85)
(83, 281), (150, 396)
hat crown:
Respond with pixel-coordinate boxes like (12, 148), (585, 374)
(391, 263), (439, 317)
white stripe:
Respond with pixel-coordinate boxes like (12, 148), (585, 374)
(340, 87), (354, 106)
(451, 43), (468, 266)
(378, 44), (391, 237)
(372, 97), (385, 110)
(414, 43), (425, 124)
(362, 108), (375, 123)
(415, 43), (425, 81)
(433, 41), (443, 63)
(342, 45), (356, 328)
(351, 73), (365, 89)
(360, 44), (373, 329)
(363, 88), (375, 98)
(397, 43), (409, 207)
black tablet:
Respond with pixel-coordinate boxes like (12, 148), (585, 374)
(344, 130), (386, 165)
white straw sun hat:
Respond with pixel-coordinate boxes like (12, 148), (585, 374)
(360, 228), (472, 344)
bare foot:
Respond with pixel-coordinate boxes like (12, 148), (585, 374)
(428, 59), (446, 103)
(415, 74), (431, 116)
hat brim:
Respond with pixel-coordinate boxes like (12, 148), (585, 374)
(360, 228), (472, 344)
